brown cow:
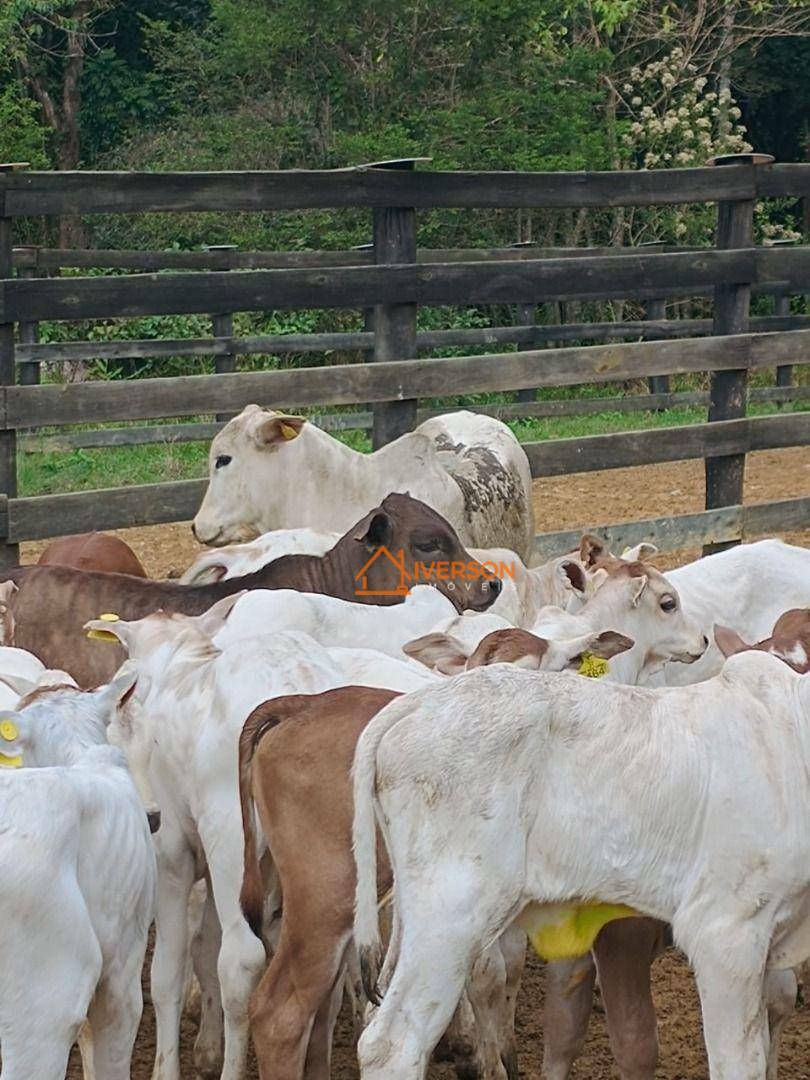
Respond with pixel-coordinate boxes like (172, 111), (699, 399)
(38, 532), (148, 577)
(237, 628), (634, 1080)
(1, 493), (499, 688)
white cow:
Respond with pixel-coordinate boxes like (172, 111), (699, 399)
(213, 584), (457, 656)
(0, 678), (155, 1080)
(88, 601), (346, 1080)
(191, 405), (535, 560)
(179, 527), (341, 584)
(352, 656), (810, 1080)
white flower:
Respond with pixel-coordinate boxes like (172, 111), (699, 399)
(675, 220), (688, 236)
(719, 88), (732, 103)
(678, 106), (689, 118)
(661, 72), (676, 88)
(696, 116), (711, 128)
(631, 96), (642, 106)
(640, 106), (654, 120)
(729, 106), (742, 119)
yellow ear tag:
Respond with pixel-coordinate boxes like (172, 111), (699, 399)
(578, 652), (610, 679)
(280, 423), (299, 440)
(0, 752), (22, 769)
(87, 612), (121, 643)
(519, 902), (638, 961)
(0, 719), (18, 742)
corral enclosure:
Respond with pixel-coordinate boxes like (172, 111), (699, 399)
(1, 155), (809, 562)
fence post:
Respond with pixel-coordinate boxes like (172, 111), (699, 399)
(208, 244), (237, 423)
(645, 298), (668, 396)
(769, 239), (798, 390)
(16, 247), (40, 386)
(516, 302), (536, 403)
(369, 160), (420, 449)
(703, 151), (773, 556)
(0, 165), (25, 568)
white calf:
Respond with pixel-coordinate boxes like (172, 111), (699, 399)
(213, 584), (456, 656)
(0, 678), (155, 1080)
(353, 658), (810, 1080)
(87, 600), (345, 1080)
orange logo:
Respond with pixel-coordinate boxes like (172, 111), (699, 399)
(354, 547), (514, 598)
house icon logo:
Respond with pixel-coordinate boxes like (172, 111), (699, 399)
(354, 546), (412, 598)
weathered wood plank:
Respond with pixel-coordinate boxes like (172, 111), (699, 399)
(8, 328), (810, 428)
(0, 249), (769, 323)
(7, 478), (207, 542)
(0, 165), (782, 217)
(525, 412), (810, 478)
(15, 312), (810, 366)
(532, 496), (810, 560)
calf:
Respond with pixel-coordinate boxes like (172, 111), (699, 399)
(237, 630), (634, 1080)
(3, 493), (496, 687)
(0, 677), (155, 1080)
(352, 657), (810, 1080)
(91, 599), (346, 1080)
(38, 531), (148, 577)
(0, 644), (76, 709)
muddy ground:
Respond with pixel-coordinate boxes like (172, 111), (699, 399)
(53, 447), (810, 1078)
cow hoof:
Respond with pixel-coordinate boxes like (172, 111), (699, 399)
(192, 1039), (223, 1080)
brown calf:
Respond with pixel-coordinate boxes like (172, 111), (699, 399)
(2, 493), (497, 687)
(38, 532), (148, 578)
(239, 685), (398, 1080)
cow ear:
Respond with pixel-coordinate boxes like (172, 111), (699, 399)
(94, 665), (139, 724)
(589, 630), (634, 659)
(557, 560), (587, 597)
(621, 542), (658, 562)
(578, 534), (606, 568)
(628, 574), (649, 608)
(253, 414), (307, 448)
(84, 616), (132, 648)
(402, 632), (468, 673)
(353, 510), (392, 548)
(180, 562), (228, 586)
(193, 592), (245, 638)
(714, 624), (750, 658)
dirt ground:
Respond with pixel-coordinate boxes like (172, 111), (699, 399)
(53, 446), (810, 1079)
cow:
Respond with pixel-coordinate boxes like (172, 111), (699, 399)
(37, 531), (149, 577)
(0, 676), (155, 1080)
(236, 630), (634, 1080)
(352, 655), (810, 1080)
(89, 599), (347, 1080)
(179, 528), (340, 584)
(0, 644), (77, 710)
(2, 493), (497, 687)
(191, 405), (535, 560)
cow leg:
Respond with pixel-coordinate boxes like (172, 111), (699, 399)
(498, 926), (526, 1080)
(304, 960), (350, 1080)
(202, 830), (267, 1080)
(689, 930), (769, 1080)
(593, 918), (665, 1080)
(764, 968), (798, 1080)
(86, 960), (144, 1080)
(251, 915), (351, 1080)
(192, 879), (225, 1079)
(464, 943), (510, 1080)
(151, 826), (196, 1080)
(541, 954), (596, 1079)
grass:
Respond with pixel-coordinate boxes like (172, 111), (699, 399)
(16, 395), (808, 498)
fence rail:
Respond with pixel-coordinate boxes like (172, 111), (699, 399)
(2, 160), (809, 564)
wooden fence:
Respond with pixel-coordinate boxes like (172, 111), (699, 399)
(1, 157), (809, 566)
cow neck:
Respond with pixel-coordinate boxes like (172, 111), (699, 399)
(201, 544), (352, 602)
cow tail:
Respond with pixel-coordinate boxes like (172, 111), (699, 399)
(351, 703), (403, 1006)
(238, 702), (280, 939)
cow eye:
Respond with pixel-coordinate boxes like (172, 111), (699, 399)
(215, 455), (232, 470)
(660, 596), (677, 612)
(413, 539), (440, 554)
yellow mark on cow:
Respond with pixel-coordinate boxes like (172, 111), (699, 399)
(0, 719), (18, 742)
(578, 653), (610, 679)
(518, 902), (638, 961)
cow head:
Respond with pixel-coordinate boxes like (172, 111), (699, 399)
(535, 559), (707, 684)
(404, 626), (633, 676)
(344, 492), (500, 614)
(714, 608), (810, 674)
(193, 405), (309, 546)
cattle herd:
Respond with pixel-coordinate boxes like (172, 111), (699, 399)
(0, 403), (809, 1080)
